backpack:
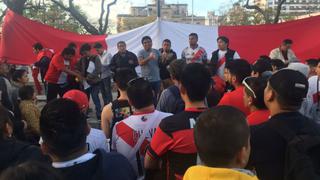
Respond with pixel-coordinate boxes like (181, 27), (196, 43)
(167, 86), (185, 114)
(271, 120), (320, 180)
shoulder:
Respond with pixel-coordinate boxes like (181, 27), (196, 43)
(159, 112), (189, 135)
(199, 47), (207, 52)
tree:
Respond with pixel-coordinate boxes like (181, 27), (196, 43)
(51, 0), (117, 34)
(218, 3), (266, 25)
(0, 0), (117, 35)
(243, 0), (286, 24)
(24, 2), (86, 33)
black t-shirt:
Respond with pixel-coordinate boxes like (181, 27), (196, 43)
(248, 112), (320, 180)
(147, 108), (207, 180)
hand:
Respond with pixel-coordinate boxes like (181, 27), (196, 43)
(149, 52), (156, 60)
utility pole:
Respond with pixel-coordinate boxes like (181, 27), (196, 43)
(157, 0), (161, 18)
(191, 0), (194, 24)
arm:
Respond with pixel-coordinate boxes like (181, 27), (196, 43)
(145, 125), (174, 169)
(202, 49), (208, 64)
(109, 55), (117, 73)
(181, 49), (186, 61)
(138, 55), (151, 66)
(269, 49), (277, 59)
(101, 103), (113, 138)
(132, 53), (139, 68)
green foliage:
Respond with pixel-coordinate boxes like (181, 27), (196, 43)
(24, 2), (86, 34)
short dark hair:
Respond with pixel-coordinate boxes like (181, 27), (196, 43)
(80, 43), (91, 54)
(61, 47), (76, 56)
(167, 60), (186, 81)
(271, 59), (286, 71)
(217, 36), (229, 45)
(189, 33), (198, 39)
(114, 68), (138, 91)
(225, 59), (251, 83)
(180, 63), (211, 102)
(306, 59), (320, 67)
(117, 41), (126, 46)
(259, 55), (271, 61)
(12, 69), (27, 82)
(141, 36), (152, 44)
(0, 161), (63, 180)
(195, 106), (249, 167)
(19, 85), (34, 101)
(40, 99), (87, 157)
(163, 39), (171, 44)
(67, 42), (77, 49)
(0, 105), (13, 140)
(252, 59), (272, 76)
(127, 78), (153, 109)
(93, 42), (103, 49)
(243, 77), (268, 109)
(283, 39), (293, 45)
(33, 43), (43, 51)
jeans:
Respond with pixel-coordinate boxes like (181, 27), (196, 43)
(100, 77), (113, 106)
(150, 81), (161, 105)
(85, 83), (102, 119)
(47, 83), (70, 103)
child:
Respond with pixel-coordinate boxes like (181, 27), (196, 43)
(184, 106), (258, 180)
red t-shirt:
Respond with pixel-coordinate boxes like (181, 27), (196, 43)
(247, 109), (270, 126)
(212, 75), (226, 95)
(218, 86), (250, 115)
(45, 53), (76, 84)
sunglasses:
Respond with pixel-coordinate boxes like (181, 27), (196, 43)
(242, 77), (257, 99)
(127, 77), (147, 87)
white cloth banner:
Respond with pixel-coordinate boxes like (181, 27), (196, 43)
(106, 19), (219, 60)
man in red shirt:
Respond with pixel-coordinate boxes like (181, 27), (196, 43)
(32, 43), (54, 94)
(144, 63), (212, 180)
(45, 47), (82, 102)
(218, 59), (251, 115)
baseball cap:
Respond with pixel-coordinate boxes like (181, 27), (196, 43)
(63, 90), (89, 111)
(287, 63), (310, 78)
(269, 69), (308, 106)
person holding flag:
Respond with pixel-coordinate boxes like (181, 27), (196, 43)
(210, 36), (240, 79)
(181, 33), (208, 64)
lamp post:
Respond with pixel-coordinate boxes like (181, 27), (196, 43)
(192, 0), (194, 24)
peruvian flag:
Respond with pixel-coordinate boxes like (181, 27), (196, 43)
(1, 9), (320, 65)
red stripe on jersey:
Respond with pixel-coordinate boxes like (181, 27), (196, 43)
(115, 122), (135, 147)
(313, 92), (320, 103)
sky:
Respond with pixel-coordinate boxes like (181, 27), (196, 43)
(76, 0), (234, 21)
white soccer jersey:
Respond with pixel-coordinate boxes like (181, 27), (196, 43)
(181, 46), (207, 64)
(301, 76), (320, 123)
(112, 110), (172, 177)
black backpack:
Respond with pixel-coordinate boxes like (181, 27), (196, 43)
(272, 120), (320, 180)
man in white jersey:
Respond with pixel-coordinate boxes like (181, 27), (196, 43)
(112, 77), (172, 178)
(210, 36), (240, 79)
(181, 33), (208, 64)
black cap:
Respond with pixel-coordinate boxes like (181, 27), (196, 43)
(269, 69), (308, 106)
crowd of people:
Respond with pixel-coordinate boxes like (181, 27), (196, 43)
(0, 33), (320, 180)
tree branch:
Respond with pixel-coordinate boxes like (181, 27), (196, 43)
(102, 0), (117, 34)
(243, 0), (270, 23)
(273, 0), (286, 24)
(51, 0), (100, 34)
(98, 0), (106, 33)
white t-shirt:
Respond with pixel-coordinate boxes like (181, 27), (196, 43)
(217, 50), (240, 79)
(300, 76), (320, 123)
(112, 110), (172, 177)
(87, 128), (110, 153)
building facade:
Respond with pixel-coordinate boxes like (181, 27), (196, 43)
(117, 0), (214, 33)
(267, 0), (320, 14)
